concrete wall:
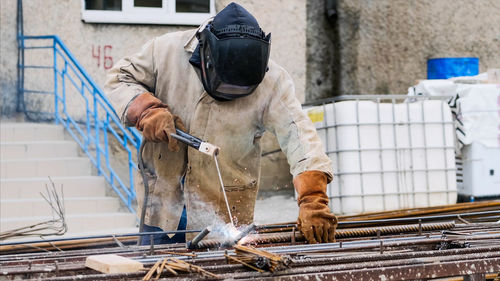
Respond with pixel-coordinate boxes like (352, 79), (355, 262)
(306, 0), (339, 101)
(307, 0), (500, 97)
(0, 0), (19, 116)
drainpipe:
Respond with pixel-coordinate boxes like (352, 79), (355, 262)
(325, 0), (337, 26)
(16, 0), (25, 114)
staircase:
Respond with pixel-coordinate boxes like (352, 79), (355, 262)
(0, 122), (138, 239)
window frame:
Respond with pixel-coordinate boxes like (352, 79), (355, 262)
(81, 0), (215, 25)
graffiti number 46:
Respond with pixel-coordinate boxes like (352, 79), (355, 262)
(92, 45), (113, 70)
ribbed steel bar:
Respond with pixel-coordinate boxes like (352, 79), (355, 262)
(291, 245), (500, 266)
(226, 252), (500, 280)
(2, 231), (500, 280)
(339, 210), (500, 227)
(11, 248), (499, 281)
(197, 222), (455, 248)
(0, 242), (186, 263)
(0, 229), (201, 247)
(3, 207), (497, 253)
(258, 208), (500, 233)
(254, 257), (500, 281)
(2, 208), (499, 281)
(137, 235), (442, 263)
(339, 200), (500, 221)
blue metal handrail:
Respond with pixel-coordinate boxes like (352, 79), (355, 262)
(18, 35), (142, 213)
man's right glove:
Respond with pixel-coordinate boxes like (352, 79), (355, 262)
(294, 170), (338, 244)
(126, 92), (186, 151)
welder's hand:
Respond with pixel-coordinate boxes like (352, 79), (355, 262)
(294, 170), (338, 244)
(126, 92), (186, 151)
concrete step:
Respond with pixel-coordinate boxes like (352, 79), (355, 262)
(1, 141), (78, 160)
(0, 213), (137, 234)
(1, 197), (121, 218)
(0, 157), (92, 178)
(0, 176), (106, 199)
(1, 123), (65, 142)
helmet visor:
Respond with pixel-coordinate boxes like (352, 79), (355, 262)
(199, 28), (270, 97)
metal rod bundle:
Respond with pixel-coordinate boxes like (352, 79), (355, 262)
(142, 257), (220, 280)
(229, 245), (291, 272)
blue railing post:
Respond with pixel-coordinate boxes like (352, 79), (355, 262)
(93, 90), (101, 175)
(83, 80), (90, 150)
(62, 61), (67, 119)
(53, 38), (59, 124)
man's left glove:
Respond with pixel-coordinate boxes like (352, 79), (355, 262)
(126, 92), (186, 151)
(294, 170), (338, 244)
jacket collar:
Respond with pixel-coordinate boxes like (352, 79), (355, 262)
(183, 17), (213, 53)
(183, 30), (198, 53)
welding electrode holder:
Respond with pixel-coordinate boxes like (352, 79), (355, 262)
(171, 129), (220, 156)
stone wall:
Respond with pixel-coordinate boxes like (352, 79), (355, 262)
(307, 0), (500, 97)
(0, 0), (19, 116)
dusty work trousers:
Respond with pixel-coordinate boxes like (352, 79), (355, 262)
(140, 206), (187, 245)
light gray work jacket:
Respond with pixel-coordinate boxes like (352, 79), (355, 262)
(104, 29), (333, 236)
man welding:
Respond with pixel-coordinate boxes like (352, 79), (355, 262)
(104, 2), (337, 245)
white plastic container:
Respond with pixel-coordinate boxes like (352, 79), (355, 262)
(306, 98), (457, 214)
(458, 142), (500, 199)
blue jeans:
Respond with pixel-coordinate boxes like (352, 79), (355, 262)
(140, 205), (187, 245)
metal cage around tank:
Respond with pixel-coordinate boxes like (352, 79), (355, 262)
(303, 95), (458, 215)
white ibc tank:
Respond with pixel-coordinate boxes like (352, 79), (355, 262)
(460, 142), (500, 198)
(306, 98), (457, 214)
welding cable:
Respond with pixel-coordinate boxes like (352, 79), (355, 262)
(137, 139), (148, 246)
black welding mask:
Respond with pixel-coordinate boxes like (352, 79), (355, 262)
(196, 3), (271, 101)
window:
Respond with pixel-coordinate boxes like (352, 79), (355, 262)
(81, 0), (214, 25)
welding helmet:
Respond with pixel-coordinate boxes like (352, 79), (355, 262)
(196, 3), (271, 101)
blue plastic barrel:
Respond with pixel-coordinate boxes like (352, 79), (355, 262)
(427, 57), (479, 79)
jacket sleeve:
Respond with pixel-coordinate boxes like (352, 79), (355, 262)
(262, 68), (334, 182)
(104, 38), (157, 126)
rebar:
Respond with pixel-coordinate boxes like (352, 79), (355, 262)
(2, 202), (500, 281)
(187, 226), (211, 249)
(0, 178), (67, 240)
(197, 222), (455, 248)
(221, 223), (256, 248)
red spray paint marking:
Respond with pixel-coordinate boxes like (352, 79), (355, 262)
(92, 45), (114, 70)
(103, 45), (113, 70)
(92, 45), (100, 68)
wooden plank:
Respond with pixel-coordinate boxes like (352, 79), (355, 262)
(85, 254), (144, 274)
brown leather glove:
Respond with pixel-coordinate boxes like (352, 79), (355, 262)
(294, 170), (338, 244)
(126, 92), (186, 151)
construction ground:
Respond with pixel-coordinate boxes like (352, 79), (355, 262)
(1, 1), (500, 280)
(1, 118), (499, 280)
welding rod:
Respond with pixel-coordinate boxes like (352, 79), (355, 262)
(187, 226), (212, 249)
(171, 130), (233, 226)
